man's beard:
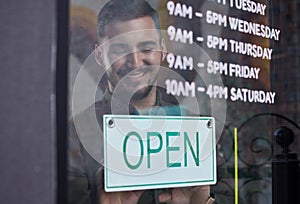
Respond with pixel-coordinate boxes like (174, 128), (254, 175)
(108, 65), (160, 101)
(131, 85), (154, 101)
(108, 80), (156, 104)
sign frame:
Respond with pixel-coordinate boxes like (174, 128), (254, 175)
(103, 115), (217, 192)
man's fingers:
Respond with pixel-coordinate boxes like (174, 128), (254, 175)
(157, 191), (172, 203)
(157, 188), (191, 204)
(156, 186), (210, 204)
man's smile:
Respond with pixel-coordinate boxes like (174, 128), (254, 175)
(116, 66), (152, 79)
(127, 70), (145, 79)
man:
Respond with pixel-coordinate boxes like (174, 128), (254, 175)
(68, 0), (213, 203)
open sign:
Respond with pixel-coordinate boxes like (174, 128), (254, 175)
(103, 115), (216, 192)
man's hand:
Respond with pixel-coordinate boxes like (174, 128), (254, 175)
(99, 186), (210, 204)
(157, 186), (210, 204)
(99, 189), (143, 204)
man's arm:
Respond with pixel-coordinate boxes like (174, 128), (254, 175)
(157, 186), (212, 204)
(68, 121), (92, 204)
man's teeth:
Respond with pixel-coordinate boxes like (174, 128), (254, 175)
(127, 71), (144, 78)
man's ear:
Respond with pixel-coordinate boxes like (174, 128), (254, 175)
(160, 38), (167, 61)
(95, 43), (104, 67)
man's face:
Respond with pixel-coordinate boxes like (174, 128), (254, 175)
(99, 16), (165, 100)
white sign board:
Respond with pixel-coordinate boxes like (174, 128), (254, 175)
(103, 115), (216, 192)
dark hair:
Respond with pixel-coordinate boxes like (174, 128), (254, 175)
(97, 0), (161, 42)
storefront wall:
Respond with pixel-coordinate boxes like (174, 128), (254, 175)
(2, 0), (299, 203)
(0, 0), (56, 204)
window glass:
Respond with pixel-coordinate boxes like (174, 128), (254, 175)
(68, 1), (300, 203)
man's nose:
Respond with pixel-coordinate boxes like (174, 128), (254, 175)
(126, 51), (144, 68)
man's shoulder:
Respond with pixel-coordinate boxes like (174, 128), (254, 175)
(73, 94), (111, 123)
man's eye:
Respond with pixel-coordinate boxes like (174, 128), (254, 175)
(111, 49), (127, 55)
(110, 47), (129, 56)
(140, 47), (155, 53)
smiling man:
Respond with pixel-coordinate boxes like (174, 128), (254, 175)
(68, 0), (213, 204)
(95, 1), (166, 109)
(97, 22), (164, 108)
